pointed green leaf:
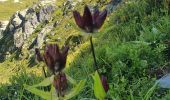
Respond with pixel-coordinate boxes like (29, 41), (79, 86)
(143, 82), (158, 100)
(64, 80), (86, 100)
(24, 84), (52, 100)
(31, 75), (54, 88)
(92, 71), (106, 100)
(66, 74), (77, 85)
(50, 85), (60, 100)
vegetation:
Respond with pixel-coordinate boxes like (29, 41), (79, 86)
(0, 0), (170, 99)
(0, 0), (37, 20)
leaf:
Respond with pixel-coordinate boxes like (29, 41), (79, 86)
(31, 75), (54, 88)
(24, 75), (85, 100)
(66, 74), (77, 85)
(157, 74), (170, 88)
(24, 84), (52, 100)
(50, 85), (59, 100)
(143, 82), (158, 100)
(92, 71), (106, 100)
(64, 80), (86, 100)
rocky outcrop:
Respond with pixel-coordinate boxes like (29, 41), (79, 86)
(4, 3), (56, 48)
(28, 23), (54, 50)
(0, 21), (9, 39)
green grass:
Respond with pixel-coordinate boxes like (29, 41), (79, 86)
(0, 0), (170, 99)
(0, 0), (37, 20)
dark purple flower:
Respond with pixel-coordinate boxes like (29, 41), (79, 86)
(100, 75), (109, 92)
(73, 5), (107, 33)
(53, 72), (67, 97)
(35, 44), (69, 73)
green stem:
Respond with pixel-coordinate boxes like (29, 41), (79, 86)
(42, 66), (50, 91)
(42, 66), (47, 78)
(90, 36), (98, 70)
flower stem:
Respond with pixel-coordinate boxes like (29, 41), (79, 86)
(58, 72), (62, 97)
(90, 36), (98, 70)
(42, 65), (47, 78)
(42, 66), (51, 91)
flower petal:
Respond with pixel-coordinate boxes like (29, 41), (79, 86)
(100, 75), (109, 92)
(93, 8), (100, 23)
(95, 9), (107, 29)
(46, 44), (60, 63)
(43, 51), (55, 72)
(61, 45), (69, 58)
(43, 44), (69, 73)
(83, 5), (93, 32)
(53, 73), (67, 96)
(73, 11), (84, 29)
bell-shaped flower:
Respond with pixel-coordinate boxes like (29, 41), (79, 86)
(53, 72), (67, 97)
(73, 5), (107, 33)
(100, 75), (109, 92)
(35, 44), (69, 74)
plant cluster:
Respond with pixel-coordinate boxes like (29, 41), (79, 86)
(25, 5), (109, 100)
(0, 0), (170, 99)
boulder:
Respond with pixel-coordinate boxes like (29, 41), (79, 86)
(37, 24), (53, 48)
(0, 20), (9, 39)
(4, 3), (56, 48)
(14, 28), (24, 47)
(38, 4), (55, 22)
(11, 12), (22, 28)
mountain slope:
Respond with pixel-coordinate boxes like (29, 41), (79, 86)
(0, 0), (170, 99)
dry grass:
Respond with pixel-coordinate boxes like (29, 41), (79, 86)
(0, 0), (38, 20)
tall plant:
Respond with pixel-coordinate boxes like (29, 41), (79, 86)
(73, 5), (109, 99)
(24, 44), (86, 99)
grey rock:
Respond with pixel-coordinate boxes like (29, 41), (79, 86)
(4, 3), (56, 48)
(0, 20), (9, 39)
(14, 28), (24, 47)
(23, 21), (35, 39)
(12, 12), (22, 28)
(8, 24), (14, 33)
(18, 9), (28, 20)
(38, 4), (55, 22)
(0, 30), (3, 39)
(37, 24), (53, 48)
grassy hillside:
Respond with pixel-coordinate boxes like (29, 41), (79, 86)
(0, 0), (170, 99)
(0, 0), (37, 20)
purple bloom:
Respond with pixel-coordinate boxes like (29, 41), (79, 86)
(100, 75), (109, 92)
(73, 5), (107, 33)
(35, 44), (69, 73)
(53, 72), (67, 96)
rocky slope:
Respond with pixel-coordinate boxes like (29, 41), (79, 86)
(0, 0), (122, 61)
(1, 0), (169, 99)
(0, 0), (56, 60)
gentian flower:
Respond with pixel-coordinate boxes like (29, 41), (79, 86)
(35, 44), (69, 74)
(73, 5), (107, 33)
(100, 75), (109, 92)
(35, 44), (69, 97)
(53, 72), (67, 97)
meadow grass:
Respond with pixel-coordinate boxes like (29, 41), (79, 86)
(0, 0), (37, 20)
(0, 0), (170, 99)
